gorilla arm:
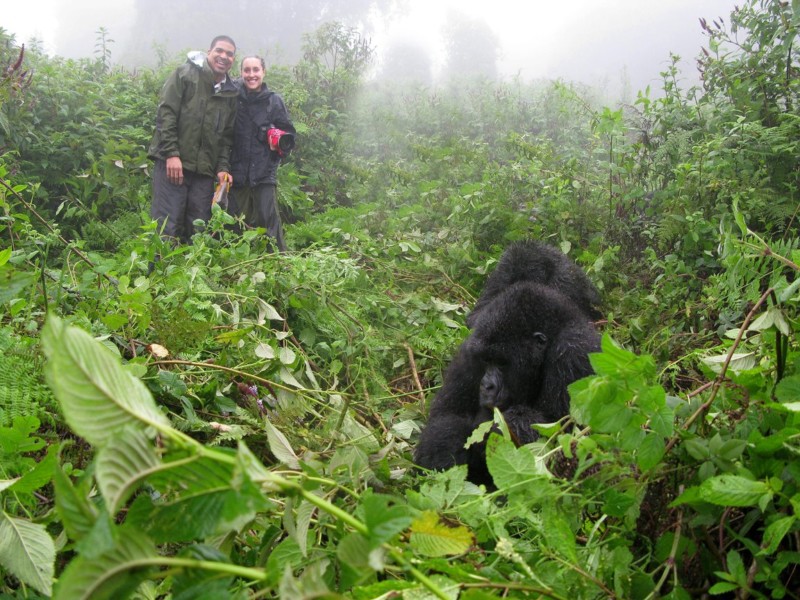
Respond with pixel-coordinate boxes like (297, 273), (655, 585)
(414, 345), (484, 472)
(537, 323), (600, 421)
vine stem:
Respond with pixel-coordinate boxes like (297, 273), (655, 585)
(664, 286), (773, 454)
(148, 417), (450, 599)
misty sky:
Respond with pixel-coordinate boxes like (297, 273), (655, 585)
(6, 0), (738, 95)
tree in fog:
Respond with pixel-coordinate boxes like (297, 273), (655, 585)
(441, 11), (499, 80)
(378, 41), (432, 84)
(120, 0), (401, 66)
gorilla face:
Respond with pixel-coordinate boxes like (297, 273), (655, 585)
(477, 332), (548, 411)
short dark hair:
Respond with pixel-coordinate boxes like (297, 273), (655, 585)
(209, 35), (236, 51)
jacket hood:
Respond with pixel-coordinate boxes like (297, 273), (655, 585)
(187, 50), (206, 68)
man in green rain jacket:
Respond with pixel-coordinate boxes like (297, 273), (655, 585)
(148, 35), (238, 242)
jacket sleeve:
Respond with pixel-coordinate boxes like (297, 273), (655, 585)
(216, 98), (237, 173)
(154, 67), (185, 158)
(270, 95), (296, 135)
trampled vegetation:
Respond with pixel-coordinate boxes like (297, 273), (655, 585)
(1, 2), (800, 598)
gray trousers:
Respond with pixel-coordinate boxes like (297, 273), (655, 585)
(150, 159), (214, 243)
(229, 183), (286, 251)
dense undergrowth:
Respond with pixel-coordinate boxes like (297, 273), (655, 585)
(1, 1), (800, 598)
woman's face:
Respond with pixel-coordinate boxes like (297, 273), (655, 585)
(241, 57), (264, 91)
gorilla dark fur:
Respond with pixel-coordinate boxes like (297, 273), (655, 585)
(466, 240), (602, 328)
(415, 243), (601, 487)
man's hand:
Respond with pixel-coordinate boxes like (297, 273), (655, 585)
(166, 156), (184, 185)
(217, 172), (232, 186)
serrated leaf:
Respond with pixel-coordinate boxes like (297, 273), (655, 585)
(264, 419), (300, 469)
(336, 532), (372, 570)
(485, 434), (552, 494)
(700, 475), (771, 507)
(409, 511), (473, 557)
(96, 426), (161, 514)
(649, 404), (675, 438)
(464, 419), (493, 449)
(0, 511), (55, 596)
(41, 315), (171, 447)
(53, 529), (157, 600)
(127, 451), (272, 543)
(775, 375), (800, 403)
(636, 432), (665, 472)
(362, 492), (413, 546)
(8, 445), (57, 494)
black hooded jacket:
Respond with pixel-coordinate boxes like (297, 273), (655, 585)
(230, 82), (295, 187)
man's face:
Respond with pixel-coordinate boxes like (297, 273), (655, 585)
(207, 40), (235, 79)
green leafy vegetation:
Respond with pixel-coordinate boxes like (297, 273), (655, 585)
(1, 2), (800, 597)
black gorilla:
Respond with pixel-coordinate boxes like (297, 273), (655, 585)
(466, 240), (602, 328)
(415, 244), (601, 487)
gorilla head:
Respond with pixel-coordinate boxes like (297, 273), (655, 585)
(467, 240), (602, 328)
(468, 281), (599, 420)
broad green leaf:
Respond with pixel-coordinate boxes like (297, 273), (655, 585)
(649, 404), (675, 438)
(279, 346), (297, 365)
(284, 498), (317, 557)
(759, 516), (796, 555)
(0, 247), (11, 266)
(279, 366), (304, 389)
(257, 298), (284, 322)
(775, 375), (800, 404)
(409, 510), (473, 557)
(266, 538), (304, 586)
(464, 419), (493, 449)
(602, 488), (637, 518)
(637, 432), (665, 472)
(53, 465), (99, 540)
(173, 545), (235, 600)
(6, 445), (57, 494)
(53, 529), (157, 600)
(701, 352), (756, 374)
(41, 315), (171, 447)
(541, 505), (578, 562)
(255, 342), (275, 359)
(264, 419), (301, 469)
(96, 426), (161, 514)
(0, 511), (55, 596)
(700, 475), (771, 507)
(749, 307), (791, 336)
(709, 581), (740, 594)
(589, 393), (633, 433)
(362, 492), (413, 546)
(485, 434), (552, 495)
(126, 451), (272, 543)
(337, 532), (373, 571)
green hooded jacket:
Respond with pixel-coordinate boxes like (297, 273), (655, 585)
(148, 52), (238, 177)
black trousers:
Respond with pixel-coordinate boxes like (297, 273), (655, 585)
(150, 159), (214, 243)
(228, 183), (286, 251)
